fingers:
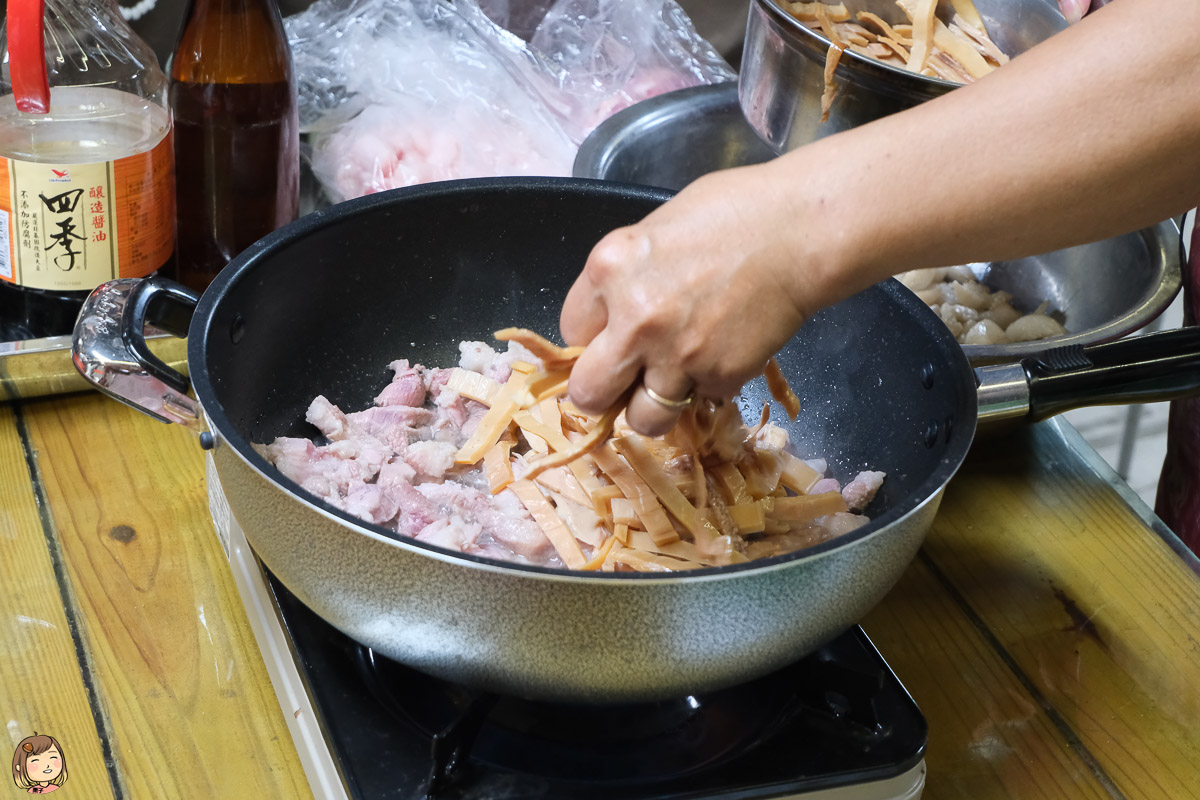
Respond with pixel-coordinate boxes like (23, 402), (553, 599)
(1058, 0), (1090, 23)
(560, 227), (645, 347)
(570, 338), (695, 437)
(559, 201), (798, 437)
(566, 328), (642, 417)
(560, 270), (607, 347)
(563, 225), (675, 429)
(624, 368), (695, 437)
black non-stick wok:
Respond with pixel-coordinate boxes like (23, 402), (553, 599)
(71, 177), (1200, 704)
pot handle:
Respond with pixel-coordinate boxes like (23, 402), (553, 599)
(72, 277), (206, 432)
(975, 328), (1200, 424)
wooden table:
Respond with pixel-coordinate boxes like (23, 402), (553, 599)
(3, 389), (1199, 799)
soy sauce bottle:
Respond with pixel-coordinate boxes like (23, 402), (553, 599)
(168, 0), (299, 292)
(0, 0), (176, 340)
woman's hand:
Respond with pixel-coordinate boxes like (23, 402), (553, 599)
(561, 0), (1200, 439)
(560, 167), (813, 436)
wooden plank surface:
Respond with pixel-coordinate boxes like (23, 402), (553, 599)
(14, 394), (312, 800)
(864, 555), (1114, 799)
(864, 420), (1200, 800)
(0, 403), (117, 800)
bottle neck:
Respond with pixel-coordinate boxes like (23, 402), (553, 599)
(179, 0), (284, 16)
(170, 0), (293, 85)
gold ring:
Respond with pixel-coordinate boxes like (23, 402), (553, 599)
(643, 385), (696, 410)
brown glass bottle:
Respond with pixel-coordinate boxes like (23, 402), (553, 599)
(168, 0), (299, 293)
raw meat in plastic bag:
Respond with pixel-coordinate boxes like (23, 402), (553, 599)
(311, 101), (577, 202)
(527, 0), (737, 141)
(285, 0), (734, 203)
(287, 0), (579, 203)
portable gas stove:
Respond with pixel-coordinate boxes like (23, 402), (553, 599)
(207, 457), (927, 800)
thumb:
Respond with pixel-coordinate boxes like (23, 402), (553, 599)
(1058, 0), (1091, 23)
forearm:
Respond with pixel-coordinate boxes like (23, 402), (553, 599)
(558, 0), (1200, 431)
(753, 0), (1200, 315)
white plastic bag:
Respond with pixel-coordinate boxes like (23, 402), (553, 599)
(286, 0), (577, 202)
(285, 0), (734, 203)
(527, 0), (738, 141)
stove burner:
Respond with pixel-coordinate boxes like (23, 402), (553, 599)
(267, 573), (927, 800)
(358, 646), (797, 788)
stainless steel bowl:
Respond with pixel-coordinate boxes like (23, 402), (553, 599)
(955, 226), (1181, 364)
(738, 0), (1069, 153)
(574, 83), (1183, 365)
(574, 82), (776, 192)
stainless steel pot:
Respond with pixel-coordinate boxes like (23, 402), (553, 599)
(738, 0), (1070, 154)
(71, 178), (1200, 704)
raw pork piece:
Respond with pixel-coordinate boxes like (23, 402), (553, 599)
(842, 471), (886, 512)
(257, 342), (565, 567)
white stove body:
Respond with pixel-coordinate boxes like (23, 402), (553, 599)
(206, 455), (926, 800)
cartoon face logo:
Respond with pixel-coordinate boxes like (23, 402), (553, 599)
(11, 734), (67, 794)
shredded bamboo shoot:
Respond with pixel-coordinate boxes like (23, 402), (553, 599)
(510, 479), (588, 569)
(267, 326), (884, 575)
(787, 0), (1008, 126)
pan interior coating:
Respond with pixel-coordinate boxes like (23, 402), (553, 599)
(191, 177), (976, 574)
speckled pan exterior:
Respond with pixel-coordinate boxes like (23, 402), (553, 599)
(214, 440), (943, 703)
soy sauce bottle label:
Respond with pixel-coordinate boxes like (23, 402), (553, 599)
(0, 130), (174, 292)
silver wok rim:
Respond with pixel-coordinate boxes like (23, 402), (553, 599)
(189, 177), (979, 583)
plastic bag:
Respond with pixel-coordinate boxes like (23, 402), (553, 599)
(527, 0), (738, 141)
(285, 0), (734, 203)
(285, 0), (574, 202)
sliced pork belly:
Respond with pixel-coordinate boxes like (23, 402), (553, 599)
(418, 482), (552, 563)
(403, 440), (458, 480)
(345, 405), (434, 453)
(254, 436), (383, 504)
(426, 368), (470, 442)
(457, 340), (540, 383)
(415, 517), (485, 553)
(342, 482), (404, 526)
(842, 470), (886, 512)
(375, 359), (427, 407)
(306, 395), (350, 440)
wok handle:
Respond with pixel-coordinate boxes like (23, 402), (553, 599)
(121, 276), (199, 395)
(1024, 328), (1200, 421)
(976, 328), (1200, 424)
(71, 278), (206, 432)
